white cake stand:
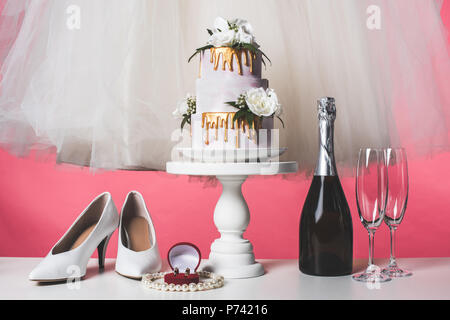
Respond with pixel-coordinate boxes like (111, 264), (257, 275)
(166, 161), (298, 278)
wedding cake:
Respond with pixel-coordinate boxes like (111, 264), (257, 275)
(174, 17), (282, 151)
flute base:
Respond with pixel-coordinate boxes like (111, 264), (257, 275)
(352, 264), (392, 283)
(381, 264), (413, 278)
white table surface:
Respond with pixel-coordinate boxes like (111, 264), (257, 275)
(1, 257), (449, 300)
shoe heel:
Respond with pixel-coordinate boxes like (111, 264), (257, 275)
(97, 233), (113, 269)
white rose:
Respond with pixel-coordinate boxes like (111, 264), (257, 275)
(232, 18), (254, 44)
(265, 88), (282, 116)
(213, 16), (229, 32)
(208, 29), (236, 47)
(230, 18), (254, 36)
(244, 88), (273, 117)
(237, 29), (253, 44)
(207, 17), (255, 47)
(173, 97), (189, 118)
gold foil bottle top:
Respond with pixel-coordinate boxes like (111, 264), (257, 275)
(315, 97), (337, 176)
(317, 97), (336, 121)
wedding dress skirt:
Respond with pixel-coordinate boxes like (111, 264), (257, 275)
(0, 0), (449, 171)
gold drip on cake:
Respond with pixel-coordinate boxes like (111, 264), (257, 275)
(242, 50), (255, 74)
(201, 112), (260, 148)
(209, 48), (256, 75)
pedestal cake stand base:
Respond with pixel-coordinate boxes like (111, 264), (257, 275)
(166, 162), (298, 279)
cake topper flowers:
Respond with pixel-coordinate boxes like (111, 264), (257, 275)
(207, 17), (255, 47)
(188, 17), (271, 66)
(173, 94), (196, 130)
(226, 87), (284, 129)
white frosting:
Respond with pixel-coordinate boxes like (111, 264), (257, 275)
(195, 78), (269, 114)
(192, 48), (273, 149)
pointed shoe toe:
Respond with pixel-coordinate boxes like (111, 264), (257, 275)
(29, 192), (119, 282)
(115, 191), (162, 279)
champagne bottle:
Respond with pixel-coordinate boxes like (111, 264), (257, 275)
(299, 97), (353, 276)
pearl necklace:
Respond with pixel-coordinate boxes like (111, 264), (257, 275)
(142, 270), (224, 292)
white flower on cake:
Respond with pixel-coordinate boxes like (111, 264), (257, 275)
(226, 87), (284, 129)
(245, 88), (281, 117)
(188, 17), (270, 66)
(207, 17), (255, 47)
(173, 94), (196, 129)
(172, 100), (188, 118)
(173, 94), (196, 118)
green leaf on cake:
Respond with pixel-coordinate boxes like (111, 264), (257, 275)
(187, 51), (199, 63)
(181, 117), (189, 130)
(246, 113), (254, 129)
(238, 43), (272, 68)
(259, 49), (272, 66)
(261, 58), (266, 68)
(232, 109), (246, 123)
(226, 101), (238, 108)
(277, 116), (285, 128)
(240, 43), (258, 54)
(188, 45), (214, 63)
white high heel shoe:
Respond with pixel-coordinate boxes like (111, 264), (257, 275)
(29, 192), (119, 282)
(115, 191), (162, 279)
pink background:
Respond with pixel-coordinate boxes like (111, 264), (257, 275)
(0, 2), (449, 260)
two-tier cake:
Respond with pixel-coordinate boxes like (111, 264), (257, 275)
(174, 17), (282, 152)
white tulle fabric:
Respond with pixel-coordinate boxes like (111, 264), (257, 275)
(0, 0), (449, 172)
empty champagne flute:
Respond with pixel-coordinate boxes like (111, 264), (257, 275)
(353, 148), (391, 283)
(382, 148), (412, 277)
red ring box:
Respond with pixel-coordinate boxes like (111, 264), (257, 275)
(164, 242), (201, 285)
